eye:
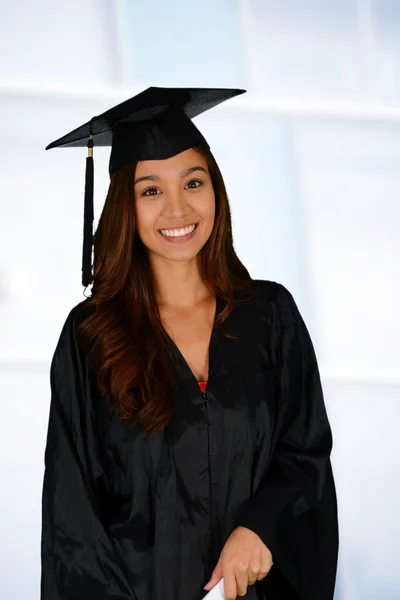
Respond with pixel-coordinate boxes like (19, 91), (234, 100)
(140, 179), (203, 197)
(186, 179), (203, 189)
(141, 187), (160, 197)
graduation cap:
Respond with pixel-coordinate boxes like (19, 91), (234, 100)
(46, 86), (246, 287)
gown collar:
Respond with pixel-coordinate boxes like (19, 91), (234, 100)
(166, 292), (227, 384)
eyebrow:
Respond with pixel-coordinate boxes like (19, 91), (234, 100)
(134, 165), (207, 186)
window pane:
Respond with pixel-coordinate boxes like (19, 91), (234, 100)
(124, 0), (246, 88)
(246, 0), (365, 101)
(0, 0), (118, 86)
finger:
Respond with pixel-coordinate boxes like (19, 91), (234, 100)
(247, 571), (259, 585)
(247, 559), (261, 585)
(223, 569), (237, 600)
(204, 558), (223, 591)
(256, 557), (273, 581)
(204, 574), (223, 591)
(256, 561), (273, 581)
(259, 549), (273, 576)
(235, 569), (248, 597)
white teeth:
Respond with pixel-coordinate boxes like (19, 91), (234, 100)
(160, 224), (196, 237)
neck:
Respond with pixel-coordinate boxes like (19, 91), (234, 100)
(150, 254), (211, 310)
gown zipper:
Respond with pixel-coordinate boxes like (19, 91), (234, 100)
(202, 387), (216, 564)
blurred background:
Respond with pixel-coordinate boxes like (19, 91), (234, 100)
(0, 1), (399, 598)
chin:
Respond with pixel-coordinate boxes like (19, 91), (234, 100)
(146, 242), (203, 264)
(160, 249), (202, 263)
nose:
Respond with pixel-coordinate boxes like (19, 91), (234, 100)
(163, 188), (191, 219)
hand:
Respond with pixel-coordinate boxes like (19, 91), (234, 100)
(203, 526), (273, 599)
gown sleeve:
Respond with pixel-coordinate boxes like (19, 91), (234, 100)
(40, 306), (136, 600)
(234, 283), (339, 600)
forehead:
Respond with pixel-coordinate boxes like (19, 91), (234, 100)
(135, 147), (207, 176)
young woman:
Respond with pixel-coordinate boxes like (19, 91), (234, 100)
(40, 87), (338, 600)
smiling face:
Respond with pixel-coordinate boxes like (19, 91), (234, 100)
(133, 147), (215, 265)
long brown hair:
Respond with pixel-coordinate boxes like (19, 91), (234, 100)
(76, 145), (255, 435)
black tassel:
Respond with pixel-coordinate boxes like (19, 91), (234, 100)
(82, 136), (94, 287)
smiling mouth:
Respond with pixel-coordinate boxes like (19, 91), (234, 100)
(158, 222), (199, 238)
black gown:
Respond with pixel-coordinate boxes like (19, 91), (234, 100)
(40, 279), (338, 600)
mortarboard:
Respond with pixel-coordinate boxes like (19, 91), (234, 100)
(46, 86), (246, 287)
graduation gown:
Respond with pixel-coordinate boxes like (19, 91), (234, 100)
(40, 279), (338, 600)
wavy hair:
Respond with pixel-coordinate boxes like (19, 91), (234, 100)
(76, 145), (255, 435)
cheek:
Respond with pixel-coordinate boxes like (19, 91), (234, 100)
(135, 201), (158, 235)
(197, 191), (215, 221)
(203, 194), (216, 227)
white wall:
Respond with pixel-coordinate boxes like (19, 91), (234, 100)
(0, 1), (399, 598)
